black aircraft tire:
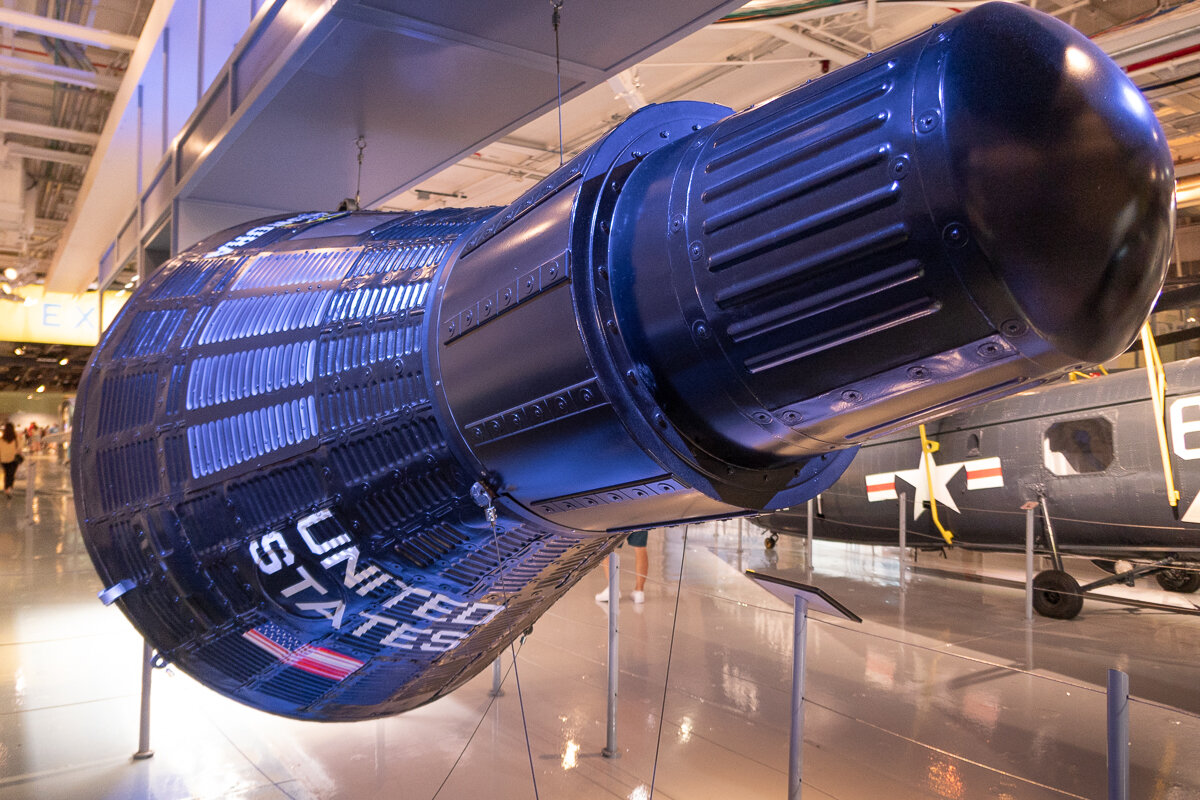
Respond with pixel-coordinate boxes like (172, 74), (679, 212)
(1032, 570), (1084, 619)
(1155, 569), (1200, 593)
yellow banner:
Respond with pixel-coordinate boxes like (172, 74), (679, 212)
(0, 286), (129, 346)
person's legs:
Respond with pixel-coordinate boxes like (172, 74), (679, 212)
(598, 531), (650, 602)
(623, 530), (650, 603)
(3, 461), (15, 495)
(633, 545), (648, 592)
(596, 545), (620, 602)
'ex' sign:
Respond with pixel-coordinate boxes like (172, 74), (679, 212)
(0, 287), (128, 346)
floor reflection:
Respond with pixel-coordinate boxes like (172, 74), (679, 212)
(0, 470), (1196, 799)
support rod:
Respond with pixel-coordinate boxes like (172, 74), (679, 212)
(23, 458), (34, 522)
(789, 594), (809, 800)
(489, 656), (503, 697)
(602, 551), (619, 758)
(1107, 668), (1129, 800)
(133, 640), (154, 759)
(805, 499), (814, 570)
(1025, 504), (1035, 621)
(1038, 494), (1064, 572)
(898, 490), (907, 586)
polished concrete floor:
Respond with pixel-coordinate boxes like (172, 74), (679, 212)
(1, 454), (1199, 799)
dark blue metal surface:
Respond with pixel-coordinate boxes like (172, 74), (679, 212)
(73, 3), (1172, 720)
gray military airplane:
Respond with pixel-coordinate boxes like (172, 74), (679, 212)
(756, 354), (1200, 620)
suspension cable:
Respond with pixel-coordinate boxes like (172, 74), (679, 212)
(551, 0), (565, 165)
(649, 524), (689, 798)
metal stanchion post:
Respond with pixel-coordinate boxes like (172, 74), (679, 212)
(744, 573), (860, 800)
(1107, 669), (1129, 800)
(789, 594), (808, 800)
(24, 458), (36, 521)
(1023, 502), (1037, 621)
(134, 640), (155, 760)
(898, 491), (907, 586)
(805, 499), (814, 571)
(602, 552), (620, 758)
(489, 656), (504, 697)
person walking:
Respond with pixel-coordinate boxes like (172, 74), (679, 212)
(595, 529), (649, 604)
(0, 423), (21, 498)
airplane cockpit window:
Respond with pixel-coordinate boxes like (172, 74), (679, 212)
(1043, 418), (1114, 475)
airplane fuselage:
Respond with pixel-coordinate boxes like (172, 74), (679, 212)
(760, 358), (1200, 560)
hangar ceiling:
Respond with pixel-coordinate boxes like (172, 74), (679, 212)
(6, 0), (1200, 280)
(0, 0), (147, 288)
(0, 0), (1198, 388)
(373, 0), (1200, 364)
(382, 0), (1200, 216)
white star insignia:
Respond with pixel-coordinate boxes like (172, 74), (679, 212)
(892, 452), (963, 519)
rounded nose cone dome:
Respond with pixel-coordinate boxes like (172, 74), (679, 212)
(944, 2), (1174, 363)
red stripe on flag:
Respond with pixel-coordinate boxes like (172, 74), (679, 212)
(967, 467), (1002, 479)
(290, 657), (349, 681)
(244, 629), (290, 660)
(291, 646), (362, 680)
(244, 627), (363, 681)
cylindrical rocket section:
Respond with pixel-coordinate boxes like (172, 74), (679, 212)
(436, 2), (1173, 522)
(72, 3), (1172, 721)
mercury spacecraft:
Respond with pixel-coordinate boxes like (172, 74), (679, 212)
(71, 3), (1175, 720)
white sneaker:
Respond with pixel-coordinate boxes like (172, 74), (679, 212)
(595, 586), (620, 602)
(631, 590), (645, 604)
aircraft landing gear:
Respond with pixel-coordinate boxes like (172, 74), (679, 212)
(1032, 570), (1084, 619)
(1154, 568), (1200, 593)
(1031, 495), (1084, 618)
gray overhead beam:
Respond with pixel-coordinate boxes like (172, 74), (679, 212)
(0, 7), (139, 52)
(0, 118), (98, 146)
(5, 142), (91, 168)
(0, 53), (122, 92)
(48, 0), (749, 293)
(761, 23), (858, 66)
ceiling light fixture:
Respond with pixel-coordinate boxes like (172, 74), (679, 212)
(13, 348), (23, 355)
(58, 358), (68, 366)
(36, 385), (44, 393)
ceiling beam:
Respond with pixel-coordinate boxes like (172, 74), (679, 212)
(762, 24), (857, 66)
(0, 118), (98, 146)
(0, 53), (121, 92)
(4, 142), (90, 168)
(0, 8), (139, 52)
(607, 70), (649, 112)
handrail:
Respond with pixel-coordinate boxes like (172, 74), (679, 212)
(918, 424), (954, 544)
(1141, 323), (1180, 508)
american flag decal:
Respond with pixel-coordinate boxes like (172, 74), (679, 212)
(964, 457), (1003, 490)
(865, 471), (898, 502)
(243, 622), (363, 681)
